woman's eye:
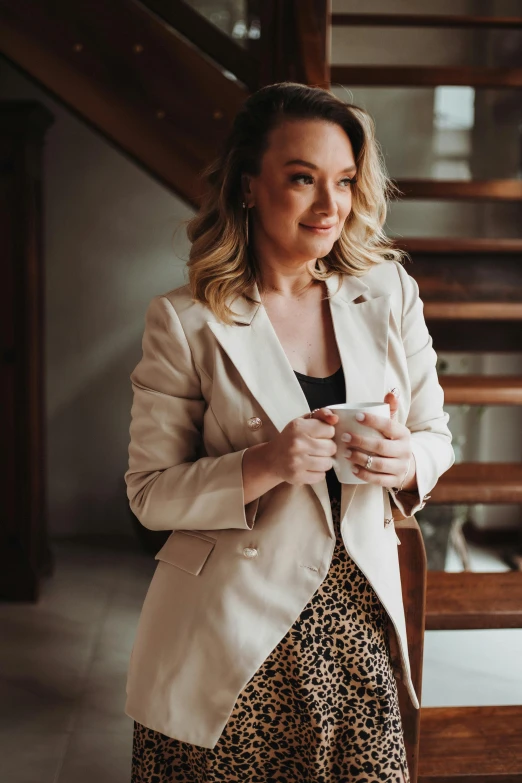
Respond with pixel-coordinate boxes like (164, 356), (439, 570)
(290, 174), (357, 187)
(291, 174), (314, 184)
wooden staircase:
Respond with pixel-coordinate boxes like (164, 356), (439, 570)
(1, 1), (521, 779)
(331, 9), (522, 783)
(331, 7), (522, 783)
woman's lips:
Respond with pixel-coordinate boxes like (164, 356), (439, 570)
(300, 224), (335, 233)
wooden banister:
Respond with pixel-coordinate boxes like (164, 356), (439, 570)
(394, 516), (427, 783)
(141, 0), (259, 89)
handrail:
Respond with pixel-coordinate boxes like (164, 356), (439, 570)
(394, 514), (427, 783)
(138, 0), (259, 89)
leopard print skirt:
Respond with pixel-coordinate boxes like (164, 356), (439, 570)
(131, 497), (410, 783)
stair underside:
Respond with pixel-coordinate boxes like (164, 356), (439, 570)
(426, 572), (522, 630)
(419, 706), (522, 782)
(431, 463), (522, 504)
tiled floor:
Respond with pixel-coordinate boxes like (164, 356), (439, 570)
(0, 542), (156, 783)
(0, 536), (521, 783)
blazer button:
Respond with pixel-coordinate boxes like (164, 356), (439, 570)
(243, 547), (258, 558)
(247, 417), (263, 431)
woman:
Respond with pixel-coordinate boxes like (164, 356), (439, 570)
(126, 82), (454, 782)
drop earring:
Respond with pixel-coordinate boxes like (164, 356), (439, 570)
(242, 201), (249, 246)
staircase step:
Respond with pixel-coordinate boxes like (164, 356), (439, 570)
(419, 705), (522, 781)
(440, 375), (522, 405)
(331, 64), (522, 87)
(395, 179), (522, 201)
(426, 572), (522, 630)
(424, 302), (522, 320)
(331, 13), (522, 29)
(432, 463), (522, 504)
(394, 238), (522, 254)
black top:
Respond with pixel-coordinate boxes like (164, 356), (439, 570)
(294, 365), (346, 503)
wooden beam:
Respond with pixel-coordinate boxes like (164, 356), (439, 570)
(331, 13), (522, 28)
(395, 179), (522, 201)
(331, 65), (522, 87)
(258, 0), (329, 87)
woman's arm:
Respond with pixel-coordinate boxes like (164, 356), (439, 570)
(389, 262), (456, 518)
(125, 295), (261, 532)
(242, 442), (283, 505)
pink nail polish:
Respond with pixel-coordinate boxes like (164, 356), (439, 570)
(355, 412), (365, 421)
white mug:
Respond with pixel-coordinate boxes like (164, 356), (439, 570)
(327, 402), (391, 484)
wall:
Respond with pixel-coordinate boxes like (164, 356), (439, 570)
(0, 58), (194, 539)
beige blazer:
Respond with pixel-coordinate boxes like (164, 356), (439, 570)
(124, 259), (455, 748)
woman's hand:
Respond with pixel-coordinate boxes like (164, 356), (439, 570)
(266, 408), (339, 486)
(341, 390), (417, 491)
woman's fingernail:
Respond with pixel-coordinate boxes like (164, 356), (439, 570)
(341, 433), (352, 442)
(345, 449), (352, 457)
(324, 408), (333, 415)
(355, 412), (365, 421)
(352, 466), (359, 473)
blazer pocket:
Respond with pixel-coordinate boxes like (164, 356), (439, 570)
(155, 530), (217, 576)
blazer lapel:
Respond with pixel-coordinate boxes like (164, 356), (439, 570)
(207, 273), (392, 537)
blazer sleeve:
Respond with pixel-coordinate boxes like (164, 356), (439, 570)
(124, 295), (260, 532)
(388, 262), (456, 518)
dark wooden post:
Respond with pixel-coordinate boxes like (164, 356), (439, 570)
(0, 101), (54, 601)
(258, 0), (330, 88)
(393, 515), (428, 783)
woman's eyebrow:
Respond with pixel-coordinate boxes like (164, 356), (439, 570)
(283, 158), (357, 174)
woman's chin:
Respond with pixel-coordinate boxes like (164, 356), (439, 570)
(299, 236), (336, 255)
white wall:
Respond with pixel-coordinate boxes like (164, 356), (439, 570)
(0, 58), (194, 539)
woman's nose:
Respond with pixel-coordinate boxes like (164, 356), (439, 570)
(313, 188), (337, 215)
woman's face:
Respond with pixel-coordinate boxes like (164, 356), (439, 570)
(243, 118), (357, 268)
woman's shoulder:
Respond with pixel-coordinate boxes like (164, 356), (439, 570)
(353, 258), (410, 297)
(154, 281), (219, 335)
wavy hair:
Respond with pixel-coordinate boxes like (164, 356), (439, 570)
(184, 81), (406, 324)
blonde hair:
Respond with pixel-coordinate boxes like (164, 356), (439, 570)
(184, 82), (407, 324)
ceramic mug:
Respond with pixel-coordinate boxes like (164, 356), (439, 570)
(327, 401), (391, 484)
